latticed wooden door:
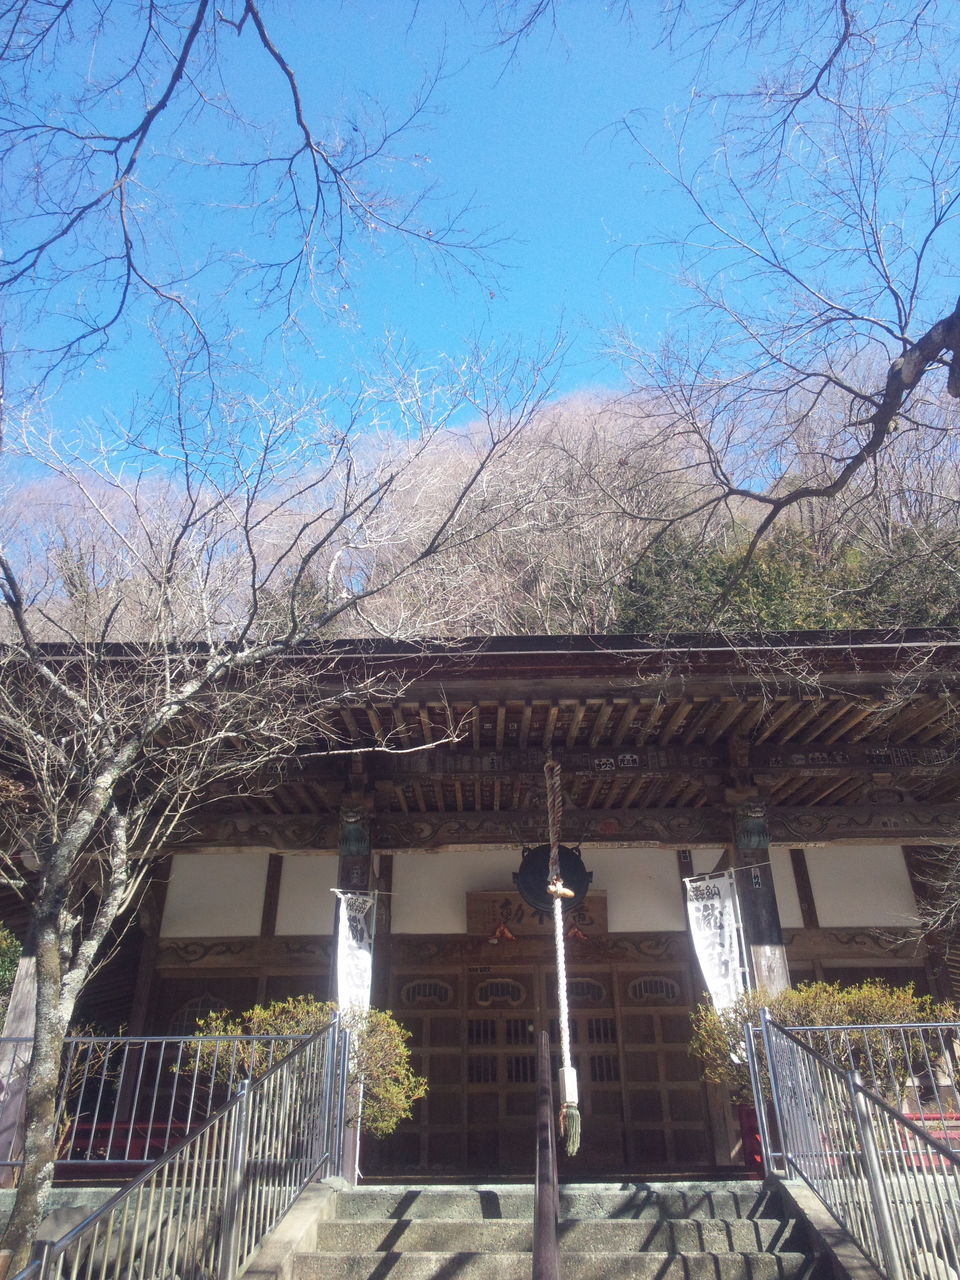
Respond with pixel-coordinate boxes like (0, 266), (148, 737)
(371, 947), (711, 1176)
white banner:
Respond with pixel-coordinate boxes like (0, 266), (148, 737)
(335, 891), (375, 1012)
(684, 870), (748, 1010)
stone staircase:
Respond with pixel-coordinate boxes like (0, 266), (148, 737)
(287, 1182), (826, 1280)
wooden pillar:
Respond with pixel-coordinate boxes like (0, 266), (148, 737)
(337, 801), (373, 893)
(254, 854), (284, 1004)
(371, 855), (393, 1010)
(128, 858), (171, 1036)
(0, 944), (36, 1186)
(730, 800), (790, 995)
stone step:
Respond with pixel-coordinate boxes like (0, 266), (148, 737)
(0, 1187), (122, 1239)
(334, 1183), (782, 1222)
(313, 1216), (807, 1255)
(295, 1249), (814, 1280)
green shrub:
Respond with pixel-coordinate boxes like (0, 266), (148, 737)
(195, 995), (426, 1137)
(690, 980), (958, 1104)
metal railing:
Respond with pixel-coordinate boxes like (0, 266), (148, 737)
(788, 1020), (960, 1138)
(755, 1011), (960, 1280)
(0, 1033), (308, 1170)
(533, 1030), (560, 1280)
(747, 1019), (960, 1161)
(14, 1018), (349, 1280)
(0, 1039), (31, 1099)
(0, 1038), (32, 1177)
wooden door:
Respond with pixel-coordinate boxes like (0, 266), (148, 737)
(369, 942), (711, 1176)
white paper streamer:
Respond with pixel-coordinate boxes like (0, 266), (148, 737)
(335, 891), (375, 1012)
(684, 870), (749, 1010)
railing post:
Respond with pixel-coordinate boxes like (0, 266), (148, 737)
(746, 1021), (774, 1174)
(334, 1028), (350, 1181)
(316, 1023), (335, 1176)
(848, 1072), (904, 1280)
(335, 1024), (355, 1182)
(760, 1008), (789, 1173)
(218, 1080), (251, 1280)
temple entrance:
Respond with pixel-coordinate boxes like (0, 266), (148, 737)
(367, 935), (712, 1177)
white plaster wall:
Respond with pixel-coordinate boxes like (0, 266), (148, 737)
(161, 853), (269, 937)
(589, 848), (685, 931)
(275, 855), (338, 935)
(392, 848), (517, 933)
(393, 846), (727, 934)
(805, 844), (919, 927)
(691, 849), (726, 877)
(770, 849), (804, 928)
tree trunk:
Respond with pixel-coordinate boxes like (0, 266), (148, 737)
(0, 916), (72, 1276)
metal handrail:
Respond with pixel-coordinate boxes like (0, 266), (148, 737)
(759, 1010), (960, 1280)
(533, 1030), (560, 1280)
(13, 1018), (349, 1280)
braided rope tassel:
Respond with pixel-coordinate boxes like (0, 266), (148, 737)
(544, 757), (580, 1156)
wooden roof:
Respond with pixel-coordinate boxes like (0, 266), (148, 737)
(182, 631), (960, 850)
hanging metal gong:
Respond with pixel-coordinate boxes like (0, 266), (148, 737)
(513, 844), (593, 914)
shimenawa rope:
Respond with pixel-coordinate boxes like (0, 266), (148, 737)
(544, 757), (580, 1157)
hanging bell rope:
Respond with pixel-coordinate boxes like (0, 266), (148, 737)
(544, 757), (581, 1157)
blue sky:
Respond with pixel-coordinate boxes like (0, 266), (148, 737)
(20, 2), (748, 427)
(305, 3), (694, 392)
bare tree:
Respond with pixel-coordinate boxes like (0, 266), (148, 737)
(0, 344), (559, 1270)
(607, 0), (960, 561)
(0, 1), (496, 414)
(473, 3), (960, 613)
(350, 391), (720, 635)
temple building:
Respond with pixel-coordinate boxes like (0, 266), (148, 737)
(75, 631), (960, 1177)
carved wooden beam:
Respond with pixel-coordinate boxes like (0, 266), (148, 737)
(156, 936), (333, 972)
(238, 739), (958, 787)
(167, 802), (960, 853)
(750, 741), (955, 777)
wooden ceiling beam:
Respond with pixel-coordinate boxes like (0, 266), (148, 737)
(681, 699), (719, 745)
(565, 700), (588, 749)
(821, 702), (881, 744)
(777, 698), (830, 743)
(754, 698), (804, 744)
(542, 701), (559, 749)
(635, 702), (666, 746)
(392, 706), (412, 746)
(339, 706), (362, 744)
(588, 700), (615, 748)
(704, 698), (745, 745)
(418, 703), (434, 745)
(610, 702), (639, 748)
(495, 704), (506, 751)
(369, 706), (392, 748)
(797, 698), (863, 743)
(658, 699), (692, 746)
(519, 700), (533, 750)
